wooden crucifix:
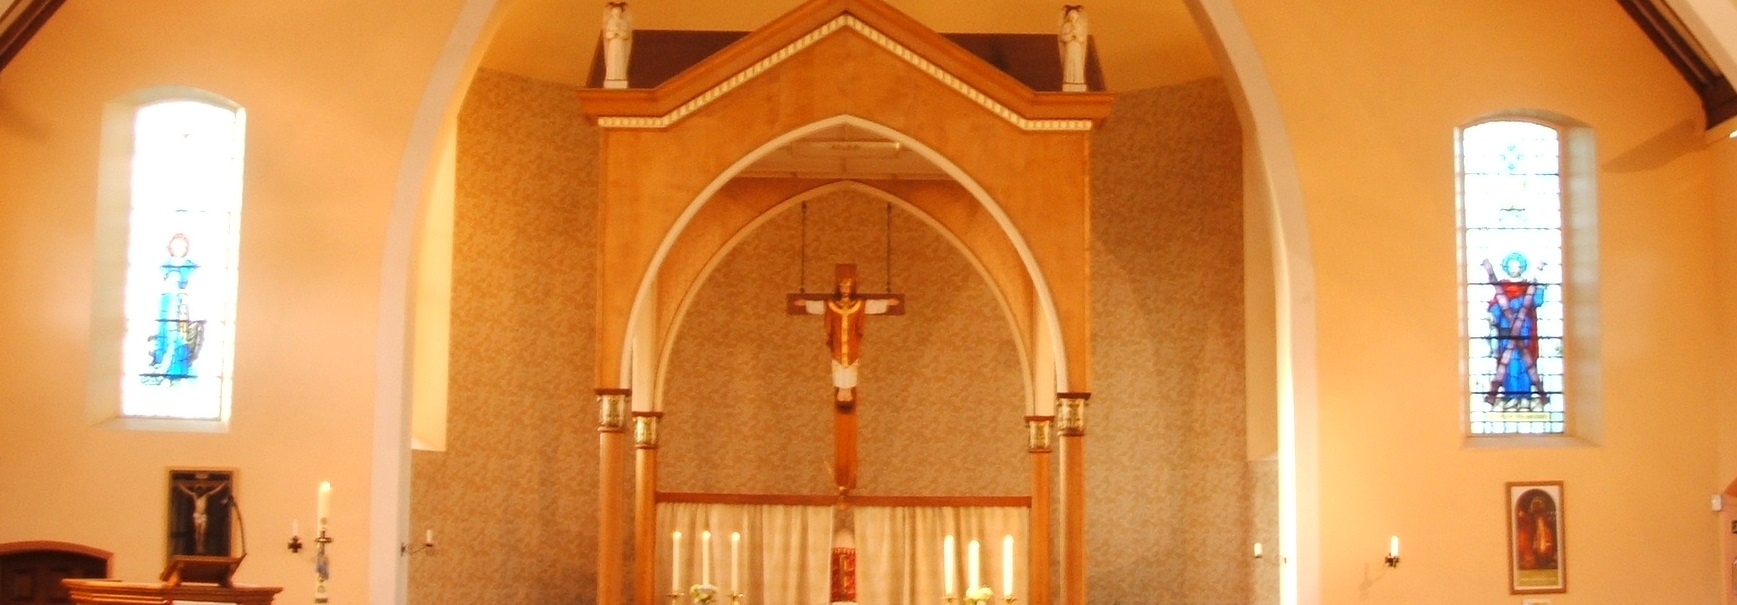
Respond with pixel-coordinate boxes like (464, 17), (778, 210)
(787, 263), (904, 491)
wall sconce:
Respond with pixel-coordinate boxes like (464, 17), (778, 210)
(1384, 535), (1400, 568)
(403, 529), (436, 555)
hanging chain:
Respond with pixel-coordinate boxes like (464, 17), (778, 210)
(799, 201), (808, 293)
(884, 202), (893, 293)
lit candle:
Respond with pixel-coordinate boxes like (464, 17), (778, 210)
(943, 535), (956, 596)
(1389, 535), (1399, 559)
(967, 539), (981, 590)
(671, 531), (683, 592)
(316, 482), (331, 532)
(731, 532), (741, 593)
(1253, 542), (1263, 558)
(701, 530), (712, 585)
(1001, 534), (1014, 596)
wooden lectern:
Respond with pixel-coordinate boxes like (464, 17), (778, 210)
(62, 579), (281, 604)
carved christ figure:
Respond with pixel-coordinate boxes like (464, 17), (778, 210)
(788, 264), (903, 404)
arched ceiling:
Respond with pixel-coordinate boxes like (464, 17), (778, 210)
(479, 0), (1220, 92)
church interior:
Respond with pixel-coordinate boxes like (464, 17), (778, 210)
(2, 0), (1737, 604)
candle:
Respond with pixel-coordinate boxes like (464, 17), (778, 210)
(671, 531), (683, 592)
(701, 530), (712, 585)
(730, 532), (741, 593)
(1253, 542), (1263, 558)
(967, 539), (980, 590)
(1001, 535), (1014, 596)
(292, 519), (300, 537)
(316, 482), (331, 530)
(425, 529), (434, 545)
(943, 535), (956, 596)
(1389, 535), (1399, 558)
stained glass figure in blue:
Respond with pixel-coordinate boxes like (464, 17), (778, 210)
(1481, 251), (1548, 410)
(143, 232), (204, 384)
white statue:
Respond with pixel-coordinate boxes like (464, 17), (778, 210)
(602, 2), (632, 89)
(1059, 5), (1088, 92)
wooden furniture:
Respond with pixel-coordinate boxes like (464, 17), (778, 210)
(0, 540), (112, 605)
(61, 579), (281, 605)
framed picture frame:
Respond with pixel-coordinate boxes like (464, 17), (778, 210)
(1507, 480), (1565, 594)
(166, 468), (236, 561)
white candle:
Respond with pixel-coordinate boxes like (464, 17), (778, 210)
(671, 531), (683, 592)
(730, 532), (741, 593)
(701, 530), (712, 585)
(316, 482), (331, 530)
(943, 535), (956, 596)
(967, 539), (981, 590)
(292, 519), (299, 537)
(1253, 542), (1263, 558)
(1389, 535), (1399, 558)
(425, 529), (434, 545)
(1002, 535), (1014, 596)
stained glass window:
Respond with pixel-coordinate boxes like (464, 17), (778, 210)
(118, 100), (244, 420)
(1462, 120), (1564, 435)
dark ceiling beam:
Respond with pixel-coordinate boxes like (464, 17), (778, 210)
(1617, 0), (1737, 129)
(0, 0), (66, 77)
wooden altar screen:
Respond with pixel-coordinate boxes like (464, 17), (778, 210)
(575, 1), (1111, 604)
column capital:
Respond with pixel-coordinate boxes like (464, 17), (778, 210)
(1055, 392), (1091, 436)
(632, 411), (663, 448)
(596, 388), (631, 433)
(1025, 415), (1054, 452)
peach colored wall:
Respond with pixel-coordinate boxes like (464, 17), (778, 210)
(0, 1), (463, 602)
(1714, 133), (1737, 604)
(1232, 0), (1725, 602)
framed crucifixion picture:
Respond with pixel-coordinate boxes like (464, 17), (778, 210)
(1507, 480), (1565, 594)
(166, 468), (236, 560)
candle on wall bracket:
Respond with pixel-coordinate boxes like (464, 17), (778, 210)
(1384, 535), (1400, 568)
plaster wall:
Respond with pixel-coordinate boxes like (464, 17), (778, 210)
(1231, 0), (1725, 601)
(0, 2), (464, 602)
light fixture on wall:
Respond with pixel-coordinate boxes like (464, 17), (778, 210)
(403, 529), (437, 555)
(1384, 535), (1400, 568)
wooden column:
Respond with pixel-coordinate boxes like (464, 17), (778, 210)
(1055, 393), (1089, 605)
(1025, 415), (1054, 605)
(597, 389), (631, 605)
(633, 411), (663, 605)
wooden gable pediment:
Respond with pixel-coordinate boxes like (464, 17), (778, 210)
(576, 0), (1115, 128)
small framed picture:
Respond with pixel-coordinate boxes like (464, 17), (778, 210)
(1507, 480), (1565, 594)
(167, 468), (236, 560)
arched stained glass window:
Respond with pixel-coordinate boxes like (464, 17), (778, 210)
(115, 98), (245, 420)
(1461, 120), (1565, 435)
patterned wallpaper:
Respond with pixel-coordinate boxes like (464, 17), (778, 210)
(409, 69), (604, 605)
(413, 71), (1250, 604)
(1087, 79), (1248, 604)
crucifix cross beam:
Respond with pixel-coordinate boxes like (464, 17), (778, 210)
(787, 263), (904, 492)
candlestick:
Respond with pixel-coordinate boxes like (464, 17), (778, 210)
(702, 530), (713, 585)
(1001, 535), (1013, 596)
(730, 532), (741, 593)
(943, 535), (956, 596)
(967, 539), (981, 591)
(672, 531), (683, 592)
